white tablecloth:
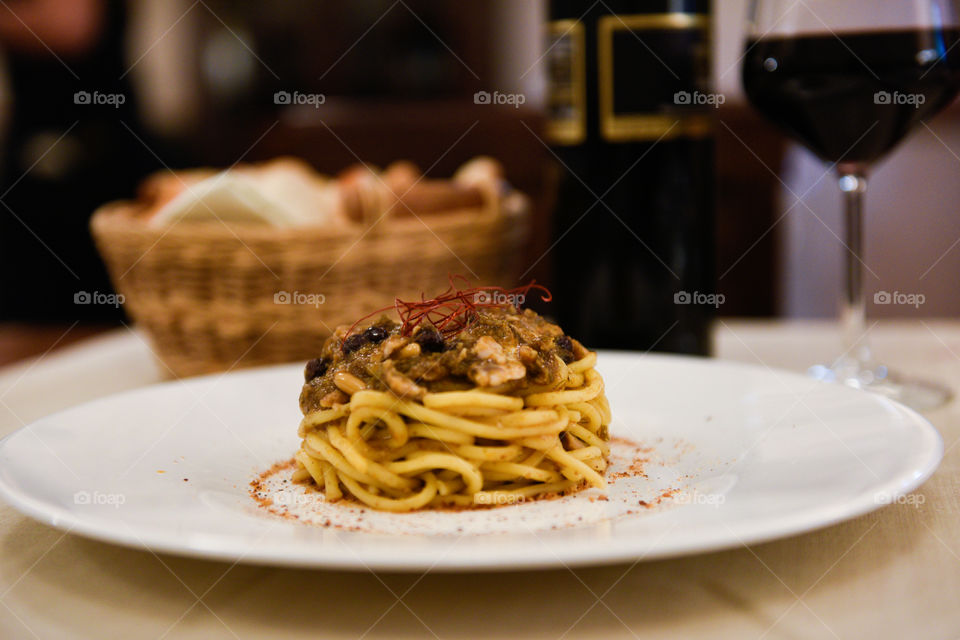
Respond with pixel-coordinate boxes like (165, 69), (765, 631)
(1, 320), (958, 639)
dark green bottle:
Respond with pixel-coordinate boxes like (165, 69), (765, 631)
(545, 0), (716, 354)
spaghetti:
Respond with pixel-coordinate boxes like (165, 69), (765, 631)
(292, 285), (611, 512)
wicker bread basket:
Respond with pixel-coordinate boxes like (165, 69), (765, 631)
(91, 175), (529, 378)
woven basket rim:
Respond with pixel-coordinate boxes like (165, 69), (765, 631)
(91, 192), (526, 241)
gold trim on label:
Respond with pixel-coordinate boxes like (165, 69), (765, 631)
(546, 19), (587, 145)
(597, 13), (712, 142)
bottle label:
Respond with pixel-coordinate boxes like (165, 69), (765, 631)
(545, 19), (587, 145)
(597, 13), (712, 142)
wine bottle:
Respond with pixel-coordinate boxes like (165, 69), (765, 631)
(545, 0), (715, 354)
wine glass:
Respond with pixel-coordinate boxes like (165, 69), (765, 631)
(742, 0), (960, 410)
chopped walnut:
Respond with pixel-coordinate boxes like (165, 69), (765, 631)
(472, 335), (506, 362)
(466, 335), (528, 387)
(382, 335), (409, 359)
(517, 345), (538, 366)
(380, 360), (427, 399)
(469, 360), (527, 387)
(319, 389), (349, 408)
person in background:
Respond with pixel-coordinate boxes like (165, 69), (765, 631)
(0, 0), (159, 321)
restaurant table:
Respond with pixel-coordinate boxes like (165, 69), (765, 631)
(0, 320), (958, 639)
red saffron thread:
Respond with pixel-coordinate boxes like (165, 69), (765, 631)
(344, 276), (552, 341)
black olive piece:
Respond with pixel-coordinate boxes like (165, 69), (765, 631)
(556, 335), (575, 363)
(363, 325), (389, 344)
(304, 358), (328, 381)
(342, 334), (366, 354)
(414, 328), (445, 353)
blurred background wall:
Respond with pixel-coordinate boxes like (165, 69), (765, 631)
(0, 0), (957, 321)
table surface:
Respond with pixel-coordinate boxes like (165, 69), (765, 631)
(0, 320), (958, 639)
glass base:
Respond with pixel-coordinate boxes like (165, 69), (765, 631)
(808, 360), (952, 412)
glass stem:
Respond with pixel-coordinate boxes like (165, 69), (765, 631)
(838, 169), (870, 368)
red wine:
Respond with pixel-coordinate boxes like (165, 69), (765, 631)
(743, 29), (960, 164)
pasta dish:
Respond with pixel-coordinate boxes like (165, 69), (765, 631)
(292, 282), (610, 512)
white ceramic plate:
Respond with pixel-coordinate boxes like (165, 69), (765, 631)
(0, 353), (942, 571)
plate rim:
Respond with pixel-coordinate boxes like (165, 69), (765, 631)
(0, 353), (944, 571)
